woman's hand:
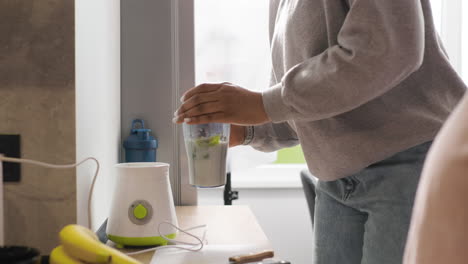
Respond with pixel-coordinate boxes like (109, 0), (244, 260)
(173, 83), (270, 125)
(230, 125), (246, 147)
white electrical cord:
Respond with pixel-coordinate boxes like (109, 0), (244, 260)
(0, 156), (100, 230)
(126, 222), (207, 256)
(158, 221), (207, 249)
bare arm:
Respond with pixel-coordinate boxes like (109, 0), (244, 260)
(404, 94), (468, 264)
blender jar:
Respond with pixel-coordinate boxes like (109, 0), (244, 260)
(183, 123), (230, 187)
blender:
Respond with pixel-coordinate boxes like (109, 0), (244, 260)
(183, 123), (230, 188)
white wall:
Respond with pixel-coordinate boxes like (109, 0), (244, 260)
(75, 0), (121, 231)
(198, 186), (314, 264)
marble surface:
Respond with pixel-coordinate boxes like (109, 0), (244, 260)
(0, 0), (75, 253)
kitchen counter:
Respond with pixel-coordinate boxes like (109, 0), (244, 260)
(114, 205), (272, 263)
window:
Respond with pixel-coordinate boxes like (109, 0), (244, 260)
(195, 0), (270, 90)
(463, 1), (468, 82)
(430, 0), (442, 32)
(430, 0), (468, 82)
(195, 0), (307, 188)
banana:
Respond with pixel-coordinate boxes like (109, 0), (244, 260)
(59, 224), (142, 264)
(50, 246), (86, 264)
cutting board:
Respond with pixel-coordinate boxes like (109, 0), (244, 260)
(150, 244), (267, 264)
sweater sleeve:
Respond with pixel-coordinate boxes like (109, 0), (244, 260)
(263, 0), (425, 123)
(403, 95), (468, 264)
(249, 121), (299, 152)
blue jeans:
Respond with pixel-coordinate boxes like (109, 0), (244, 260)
(313, 141), (432, 264)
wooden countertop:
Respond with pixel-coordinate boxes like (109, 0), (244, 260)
(119, 205), (271, 263)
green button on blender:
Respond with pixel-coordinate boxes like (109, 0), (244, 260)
(133, 204), (148, 219)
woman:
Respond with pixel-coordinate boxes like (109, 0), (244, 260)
(174, 0), (466, 263)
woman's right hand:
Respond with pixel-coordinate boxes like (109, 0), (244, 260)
(230, 125), (246, 147)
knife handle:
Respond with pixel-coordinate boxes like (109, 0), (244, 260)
(229, 250), (274, 264)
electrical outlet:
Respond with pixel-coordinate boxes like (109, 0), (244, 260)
(0, 135), (21, 182)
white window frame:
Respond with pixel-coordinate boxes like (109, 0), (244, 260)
(439, 0), (463, 73)
(232, 164), (308, 189)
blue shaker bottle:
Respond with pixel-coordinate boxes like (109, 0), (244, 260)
(123, 119), (158, 162)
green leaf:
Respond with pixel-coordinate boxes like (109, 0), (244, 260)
(196, 135), (221, 147)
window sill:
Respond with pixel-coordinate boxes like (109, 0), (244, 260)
(231, 164), (309, 189)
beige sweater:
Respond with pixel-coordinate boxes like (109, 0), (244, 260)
(404, 94), (468, 264)
(250, 0), (466, 180)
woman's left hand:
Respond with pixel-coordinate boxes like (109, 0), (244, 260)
(173, 82), (271, 125)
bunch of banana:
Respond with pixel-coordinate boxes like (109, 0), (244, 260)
(50, 225), (142, 264)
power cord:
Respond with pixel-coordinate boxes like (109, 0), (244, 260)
(126, 222), (207, 255)
(0, 156), (100, 230)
